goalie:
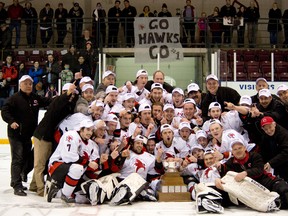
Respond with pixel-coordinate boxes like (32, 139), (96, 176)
(215, 138), (288, 211)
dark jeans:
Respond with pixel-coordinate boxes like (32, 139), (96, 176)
(223, 26), (232, 44)
(56, 25), (67, 48)
(71, 22), (83, 44)
(108, 24), (120, 47)
(270, 31), (278, 46)
(182, 21), (196, 47)
(9, 20), (21, 47)
(123, 23), (134, 47)
(40, 28), (53, 48)
(26, 24), (37, 47)
(9, 136), (34, 189)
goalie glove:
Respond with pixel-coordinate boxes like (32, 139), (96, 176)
(195, 183), (224, 214)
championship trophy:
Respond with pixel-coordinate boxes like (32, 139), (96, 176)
(158, 161), (191, 202)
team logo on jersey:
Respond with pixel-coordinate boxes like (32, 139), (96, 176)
(135, 159), (145, 172)
(204, 167), (213, 178)
(66, 135), (73, 142)
(228, 133), (235, 138)
(165, 152), (175, 159)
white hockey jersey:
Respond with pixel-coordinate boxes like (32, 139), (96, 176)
(58, 113), (92, 134)
(119, 150), (157, 179)
(127, 122), (157, 138)
(49, 130), (100, 167)
(199, 166), (221, 185)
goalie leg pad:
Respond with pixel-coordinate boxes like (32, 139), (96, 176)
(110, 184), (133, 206)
(221, 171), (280, 212)
(195, 183), (224, 213)
(109, 173), (147, 205)
(97, 173), (120, 200)
(81, 179), (107, 205)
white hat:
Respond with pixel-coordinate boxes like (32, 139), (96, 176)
(191, 144), (204, 153)
(239, 95), (252, 106)
(105, 85), (118, 94)
(123, 93), (135, 101)
(277, 84), (288, 95)
(230, 138), (245, 148)
(80, 76), (92, 84)
(134, 135), (147, 144)
(151, 83), (163, 91)
(136, 69), (148, 78)
(81, 84), (94, 92)
(259, 89), (271, 98)
(105, 113), (119, 123)
(208, 102), (222, 110)
(163, 104), (174, 111)
(62, 83), (71, 91)
(172, 88), (184, 95)
(179, 122), (191, 130)
(148, 133), (156, 140)
(204, 148), (214, 155)
(209, 119), (223, 128)
(138, 103), (151, 112)
(196, 130), (207, 140)
(187, 83), (200, 93)
(102, 70), (116, 79)
(160, 124), (173, 133)
(206, 74), (219, 82)
(183, 98), (196, 105)
(79, 119), (94, 129)
(256, 77), (268, 84)
(89, 100), (104, 108)
(93, 119), (106, 129)
(19, 75), (33, 84)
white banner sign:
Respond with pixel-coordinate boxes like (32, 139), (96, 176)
(223, 81), (281, 96)
(134, 17), (183, 63)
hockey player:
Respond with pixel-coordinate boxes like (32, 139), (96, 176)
(46, 119), (100, 204)
(216, 138), (288, 210)
(195, 130), (213, 150)
(74, 84), (94, 114)
(172, 87), (185, 117)
(102, 85), (119, 119)
(110, 134), (164, 205)
(172, 98), (203, 130)
(139, 83), (164, 105)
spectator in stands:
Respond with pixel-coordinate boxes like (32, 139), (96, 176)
(0, 22), (12, 59)
(60, 63), (73, 86)
(236, 6), (245, 48)
(17, 62), (27, 78)
(182, 0), (195, 47)
(108, 0), (121, 48)
(22, 2), (38, 48)
(79, 41), (98, 78)
(245, 0), (260, 48)
(139, 6), (154, 17)
(201, 74), (241, 119)
(208, 9), (222, 47)
(282, 8), (288, 48)
(61, 44), (78, 73)
(44, 54), (61, 92)
(39, 3), (54, 48)
(158, 3), (172, 17)
(92, 2), (106, 48)
(69, 2), (84, 44)
(267, 2), (282, 48)
(259, 116), (288, 181)
(0, 2), (8, 25)
(55, 3), (68, 48)
(220, 0), (236, 45)
(30, 83), (78, 197)
(0, 71), (8, 109)
(7, 0), (23, 49)
(77, 29), (96, 51)
(145, 70), (174, 93)
(121, 0), (137, 48)
(2, 55), (18, 96)
(1, 75), (51, 196)
(74, 55), (91, 79)
(45, 84), (58, 99)
(28, 61), (44, 93)
(197, 12), (208, 47)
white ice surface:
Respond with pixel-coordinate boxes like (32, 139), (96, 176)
(0, 145), (287, 216)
